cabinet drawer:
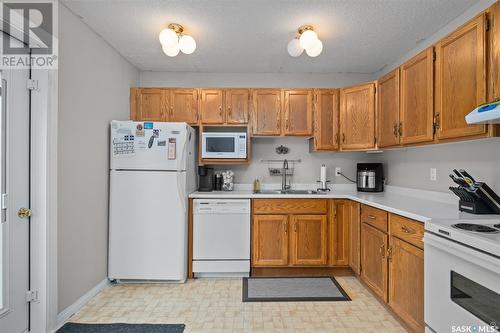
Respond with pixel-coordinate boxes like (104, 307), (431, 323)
(253, 199), (328, 214)
(361, 205), (388, 232)
(389, 214), (424, 249)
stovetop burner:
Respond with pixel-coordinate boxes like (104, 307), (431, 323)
(495, 224), (500, 229)
(452, 223), (500, 233)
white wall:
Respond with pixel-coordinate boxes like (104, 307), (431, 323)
(58, 4), (139, 312)
(139, 71), (374, 88)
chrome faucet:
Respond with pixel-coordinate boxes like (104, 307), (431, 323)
(282, 159), (291, 191)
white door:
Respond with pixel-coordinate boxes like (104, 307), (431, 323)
(0, 68), (31, 333)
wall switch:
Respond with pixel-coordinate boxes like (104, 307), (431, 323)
(430, 168), (437, 181)
(335, 167), (341, 176)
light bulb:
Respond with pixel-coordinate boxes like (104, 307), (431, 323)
(287, 38), (303, 57)
(162, 43), (180, 57)
(179, 35), (196, 54)
(299, 29), (318, 50)
(306, 39), (323, 57)
(159, 28), (178, 48)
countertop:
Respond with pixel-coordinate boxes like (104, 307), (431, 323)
(189, 185), (500, 223)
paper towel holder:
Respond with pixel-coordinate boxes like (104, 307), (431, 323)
(317, 180), (331, 192)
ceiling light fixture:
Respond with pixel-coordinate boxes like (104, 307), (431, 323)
(159, 23), (196, 57)
(287, 25), (323, 58)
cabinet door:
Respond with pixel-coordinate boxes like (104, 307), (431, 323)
(361, 223), (388, 301)
(251, 89), (282, 136)
(170, 89), (199, 124)
(252, 215), (288, 266)
(330, 200), (350, 266)
(435, 14), (487, 140)
(340, 82), (376, 150)
(349, 201), (361, 275)
(377, 69), (400, 148)
(400, 48), (434, 144)
(200, 89), (224, 124)
(313, 89), (339, 150)
(290, 215), (328, 266)
(226, 89), (249, 124)
(130, 88), (167, 121)
(283, 90), (313, 136)
(489, 2), (500, 101)
(389, 237), (424, 333)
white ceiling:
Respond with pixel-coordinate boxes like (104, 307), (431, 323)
(62, 0), (479, 74)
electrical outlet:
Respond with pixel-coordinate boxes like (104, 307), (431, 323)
(335, 167), (341, 176)
(430, 168), (437, 181)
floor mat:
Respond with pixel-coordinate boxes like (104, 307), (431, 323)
(243, 276), (351, 302)
(56, 323), (185, 333)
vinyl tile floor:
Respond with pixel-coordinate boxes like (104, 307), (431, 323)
(69, 276), (408, 333)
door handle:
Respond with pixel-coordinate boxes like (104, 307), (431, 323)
(379, 244), (385, 258)
(387, 246), (393, 262)
(18, 207), (32, 219)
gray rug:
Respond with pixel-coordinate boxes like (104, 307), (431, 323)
(56, 323), (185, 333)
(243, 277), (351, 302)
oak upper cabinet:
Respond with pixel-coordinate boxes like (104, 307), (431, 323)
(330, 200), (350, 266)
(252, 89), (282, 136)
(283, 89), (313, 136)
(435, 14), (487, 140)
(290, 215), (328, 266)
(400, 48), (435, 145)
(252, 215), (289, 266)
(169, 89), (199, 124)
(361, 223), (388, 302)
(226, 89), (249, 124)
(200, 89), (224, 124)
(388, 237), (424, 333)
(340, 82), (376, 150)
(130, 88), (167, 121)
(312, 89), (340, 150)
(489, 2), (500, 101)
(377, 69), (400, 148)
(349, 201), (361, 275)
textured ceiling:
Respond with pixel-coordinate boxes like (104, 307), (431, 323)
(61, 0), (478, 73)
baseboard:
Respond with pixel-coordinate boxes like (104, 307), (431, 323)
(53, 278), (110, 331)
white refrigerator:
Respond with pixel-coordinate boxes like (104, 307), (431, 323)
(108, 121), (196, 282)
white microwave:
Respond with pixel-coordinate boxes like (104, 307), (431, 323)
(201, 132), (247, 159)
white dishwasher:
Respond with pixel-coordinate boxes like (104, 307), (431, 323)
(193, 199), (251, 277)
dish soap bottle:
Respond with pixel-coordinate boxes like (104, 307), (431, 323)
(253, 178), (261, 193)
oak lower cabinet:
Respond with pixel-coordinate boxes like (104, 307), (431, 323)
(340, 82), (376, 150)
(388, 236), (424, 333)
(311, 89), (340, 151)
(434, 14), (488, 140)
(290, 215), (328, 266)
(330, 200), (350, 266)
(251, 199), (329, 268)
(252, 214), (289, 266)
(130, 88), (167, 121)
(361, 222), (389, 302)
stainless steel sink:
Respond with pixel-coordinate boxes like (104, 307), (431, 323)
(255, 189), (322, 195)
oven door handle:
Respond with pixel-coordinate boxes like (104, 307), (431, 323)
(424, 232), (500, 274)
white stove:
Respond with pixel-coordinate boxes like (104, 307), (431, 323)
(424, 218), (500, 333)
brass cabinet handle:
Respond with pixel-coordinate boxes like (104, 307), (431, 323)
(228, 106), (232, 118)
(335, 133), (339, 144)
(379, 244), (386, 258)
(401, 225), (415, 234)
(393, 123), (399, 137)
(387, 246), (393, 262)
(398, 122), (403, 137)
(342, 133), (346, 143)
(18, 207), (32, 219)
(433, 112), (441, 132)
(368, 215), (376, 220)
(284, 221), (288, 233)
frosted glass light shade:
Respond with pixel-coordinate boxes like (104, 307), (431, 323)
(305, 38), (323, 57)
(299, 29), (318, 50)
(159, 28), (178, 48)
(162, 43), (180, 57)
(179, 35), (197, 54)
(287, 38), (303, 57)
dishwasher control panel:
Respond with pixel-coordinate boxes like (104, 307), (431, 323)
(193, 199), (250, 214)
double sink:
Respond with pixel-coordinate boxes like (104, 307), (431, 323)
(254, 189), (324, 195)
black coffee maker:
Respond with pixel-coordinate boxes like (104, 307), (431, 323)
(357, 163), (384, 192)
(198, 166), (214, 192)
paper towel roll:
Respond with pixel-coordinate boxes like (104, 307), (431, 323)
(320, 165), (327, 185)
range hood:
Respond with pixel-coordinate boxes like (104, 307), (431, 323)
(466, 99), (500, 124)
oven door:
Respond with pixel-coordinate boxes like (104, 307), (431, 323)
(424, 232), (500, 333)
(201, 134), (238, 159)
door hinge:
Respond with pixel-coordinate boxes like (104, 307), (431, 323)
(27, 79), (39, 91)
(25, 290), (39, 303)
